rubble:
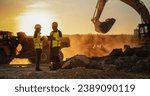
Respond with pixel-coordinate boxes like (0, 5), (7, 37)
(62, 45), (150, 73)
(62, 55), (90, 69)
(109, 48), (124, 57)
(131, 57), (150, 72)
(0, 45), (150, 79)
(124, 46), (150, 57)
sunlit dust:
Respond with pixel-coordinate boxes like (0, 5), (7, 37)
(10, 58), (31, 64)
(17, 11), (55, 36)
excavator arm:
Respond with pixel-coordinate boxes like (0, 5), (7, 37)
(92, 0), (150, 33)
(92, 0), (116, 33)
(120, 0), (150, 23)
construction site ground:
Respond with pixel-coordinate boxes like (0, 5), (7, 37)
(0, 64), (150, 79)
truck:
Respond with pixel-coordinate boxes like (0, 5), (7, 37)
(0, 31), (19, 64)
(0, 31), (70, 65)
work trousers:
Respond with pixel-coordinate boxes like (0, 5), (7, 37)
(35, 49), (42, 69)
(50, 47), (61, 69)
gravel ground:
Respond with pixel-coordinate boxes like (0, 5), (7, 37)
(0, 64), (150, 79)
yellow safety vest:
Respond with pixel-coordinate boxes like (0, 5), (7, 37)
(50, 31), (62, 48)
(33, 32), (43, 49)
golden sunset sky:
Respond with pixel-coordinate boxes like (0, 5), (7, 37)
(0, 0), (150, 35)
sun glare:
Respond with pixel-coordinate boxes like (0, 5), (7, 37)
(18, 11), (54, 35)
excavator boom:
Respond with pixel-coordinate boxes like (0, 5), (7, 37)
(92, 0), (150, 33)
(120, 0), (150, 23)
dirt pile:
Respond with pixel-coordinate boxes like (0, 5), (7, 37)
(62, 45), (150, 73)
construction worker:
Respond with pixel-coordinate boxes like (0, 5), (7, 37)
(48, 22), (62, 70)
(33, 24), (44, 71)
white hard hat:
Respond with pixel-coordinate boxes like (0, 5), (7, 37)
(35, 24), (41, 29)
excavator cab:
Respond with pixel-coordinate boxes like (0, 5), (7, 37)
(138, 24), (150, 45)
(0, 31), (19, 64)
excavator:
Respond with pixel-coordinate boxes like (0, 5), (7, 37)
(92, 0), (150, 44)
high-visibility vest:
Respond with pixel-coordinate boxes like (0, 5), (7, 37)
(50, 31), (62, 48)
(33, 32), (43, 49)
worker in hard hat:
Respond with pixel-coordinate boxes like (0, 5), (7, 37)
(33, 24), (44, 71)
(48, 22), (62, 70)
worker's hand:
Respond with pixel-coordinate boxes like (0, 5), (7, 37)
(47, 36), (55, 40)
(51, 37), (55, 40)
(47, 36), (50, 40)
(40, 36), (45, 41)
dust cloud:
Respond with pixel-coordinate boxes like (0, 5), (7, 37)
(10, 34), (138, 64)
(62, 34), (139, 59)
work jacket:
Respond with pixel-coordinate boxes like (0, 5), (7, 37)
(33, 32), (43, 49)
(50, 30), (62, 48)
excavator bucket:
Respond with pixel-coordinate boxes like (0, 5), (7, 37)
(94, 18), (116, 33)
(92, 0), (115, 33)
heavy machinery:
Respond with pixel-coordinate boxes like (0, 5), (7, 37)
(92, 0), (150, 44)
(0, 31), (70, 64)
(0, 31), (19, 64)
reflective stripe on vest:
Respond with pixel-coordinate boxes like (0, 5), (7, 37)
(51, 31), (61, 48)
(33, 32), (43, 49)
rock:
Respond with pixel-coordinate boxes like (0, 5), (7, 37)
(92, 56), (118, 70)
(131, 59), (149, 72)
(109, 48), (124, 58)
(135, 49), (150, 58)
(62, 55), (90, 69)
(102, 64), (117, 71)
(146, 56), (150, 62)
(145, 56), (150, 71)
(130, 55), (140, 63)
(101, 56), (114, 65)
(115, 57), (133, 71)
(75, 55), (90, 64)
(89, 56), (108, 69)
(124, 47), (136, 56)
(124, 44), (131, 51)
(124, 46), (150, 57)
